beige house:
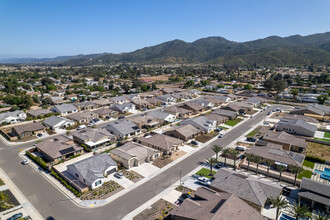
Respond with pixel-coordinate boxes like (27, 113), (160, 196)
(137, 134), (183, 155)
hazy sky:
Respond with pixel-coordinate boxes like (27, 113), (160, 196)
(0, 0), (329, 58)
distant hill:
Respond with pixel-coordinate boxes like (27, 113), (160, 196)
(2, 32), (330, 66)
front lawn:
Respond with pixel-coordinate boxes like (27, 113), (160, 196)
(324, 132), (330, 138)
(195, 131), (218, 143)
(303, 160), (315, 169)
(196, 168), (216, 179)
(246, 126), (261, 138)
(314, 138), (330, 143)
(297, 170), (313, 180)
(224, 118), (243, 126)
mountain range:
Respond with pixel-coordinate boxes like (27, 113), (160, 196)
(2, 32), (330, 66)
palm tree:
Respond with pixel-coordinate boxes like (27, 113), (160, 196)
(265, 159), (273, 178)
(290, 166), (304, 186)
(245, 153), (254, 171)
(253, 155), (262, 175)
(269, 196), (289, 220)
(212, 145), (222, 162)
(230, 149), (240, 170)
(222, 148), (231, 166)
(311, 211), (329, 220)
(287, 202), (311, 220)
(277, 165), (287, 182)
(206, 157), (217, 176)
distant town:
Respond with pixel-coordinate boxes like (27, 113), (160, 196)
(0, 62), (328, 220)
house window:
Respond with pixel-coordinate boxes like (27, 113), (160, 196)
(95, 180), (102, 186)
(75, 173), (79, 178)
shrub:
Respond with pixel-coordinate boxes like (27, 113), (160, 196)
(305, 155), (325, 164)
(51, 170), (80, 197)
(81, 144), (92, 152)
(26, 151), (48, 170)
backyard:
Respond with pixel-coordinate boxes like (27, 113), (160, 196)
(196, 168), (216, 179)
(303, 160), (315, 169)
(224, 118), (243, 126)
(133, 199), (174, 220)
(306, 142), (330, 161)
(298, 169), (313, 180)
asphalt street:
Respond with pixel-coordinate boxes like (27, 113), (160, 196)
(0, 104), (290, 220)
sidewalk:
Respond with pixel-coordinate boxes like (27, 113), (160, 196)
(0, 168), (43, 220)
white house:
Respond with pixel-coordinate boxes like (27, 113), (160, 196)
(50, 104), (78, 116)
(0, 110), (26, 124)
(43, 116), (75, 130)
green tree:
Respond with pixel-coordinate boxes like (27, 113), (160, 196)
(291, 89), (299, 99)
(277, 165), (287, 182)
(274, 80), (287, 93)
(244, 84), (253, 91)
(222, 148), (231, 166)
(290, 166), (304, 186)
(122, 82), (130, 94)
(183, 80), (194, 88)
(245, 153), (254, 171)
(287, 202), (311, 220)
(206, 157), (217, 176)
(42, 97), (53, 106)
(212, 145), (222, 162)
(265, 159), (273, 178)
(263, 79), (275, 91)
(253, 155), (262, 175)
(20, 94), (33, 109)
(151, 83), (157, 90)
(140, 83), (149, 92)
(311, 211), (328, 220)
(317, 94), (329, 104)
(230, 149), (240, 170)
(269, 196), (289, 220)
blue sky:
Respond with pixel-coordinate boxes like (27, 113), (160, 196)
(0, 0), (330, 58)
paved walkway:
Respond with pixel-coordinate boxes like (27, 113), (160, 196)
(311, 163), (330, 184)
(314, 130), (325, 139)
(0, 168), (43, 220)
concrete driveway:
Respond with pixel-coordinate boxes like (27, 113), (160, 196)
(106, 174), (135, 189)
(179, 145), (195, 153)
(130, 163), (160, 178)
(162, 189), (182, 204)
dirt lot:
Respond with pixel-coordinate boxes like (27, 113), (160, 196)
(306, 142), (330, 161)
(195, 131), (219, 143)
(133, 199), (174, 220)
(153, 157), (173, 168)
(175, 185), (195, 196)
(140, 74), (171, 82)
(246, 125), (269, 138)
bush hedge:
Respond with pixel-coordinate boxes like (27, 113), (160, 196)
(26, 151), (48, 170)
(81, 144), (92, 152)
(305, 155), (325, 164)
(50, 170), (81, 197)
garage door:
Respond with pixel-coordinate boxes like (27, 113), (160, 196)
(106, 168), (116, 175)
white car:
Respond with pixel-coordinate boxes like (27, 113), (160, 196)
(21, 160), (29, 165)
(197, 177), (211, 186)
(77, 125), (86, 130)
(87, 123), (95, 127)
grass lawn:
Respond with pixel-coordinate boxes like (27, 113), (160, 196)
(0, 178), (4, 186)
(314, 138), (330, 143)
(298, 170), (313, 180)
(324, 132), (330, 138)
(224, 118), (243, 127)
(101, 147), (117, 154)
(196, 168), (216, 179)
(306, 142), (330, 161)
(303, 160), (315, 169)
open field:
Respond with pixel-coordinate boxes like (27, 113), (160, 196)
(139, 74), (171, 82)
(133, 199), (174, 220)
(306, 142), (330, 161)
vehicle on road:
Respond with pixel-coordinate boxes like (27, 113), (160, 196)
(105, 116), (111, 119)
(218, 134), (224, 138)
(77, 125), (86, 130)
(197, 177), (211, 186)
(46, 217), (56, 220)
(7, 212), (23, 220)
(190, 140), (199, 145)
(114, 172), (124, 179)
(21, 160), (29, 165)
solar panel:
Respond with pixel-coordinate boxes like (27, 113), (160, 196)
(269, 149), (283, 156)
(59, 147), (75, 155)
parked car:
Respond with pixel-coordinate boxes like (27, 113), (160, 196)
(282, 187), (291, 196)
(118, 115), (125, 119)
(197, 177), (211, 186)
(114, 172), (123, 179)
(236, 146), (247, 151)
(105, 116), (111, 119)
(192, 174), (200, 179)
(178, 193), (192, 203)
(190, 140), (199, 145)
(93, 118), (100, 122)
(21, 160), (29, 165)
(218, 134), (224, 138)
(214, 163), (224, 169)
(263, 122), (269, 125)
(217, 127), (223, 131)
(215, 128), (221, 132)
(87, 123), (95, 127)
(246, 137), (256, 142)
(77, 125), (86, 130)
(37, 133), (42, 137)
(267, 112), (271, 115)
(7, 213), (23, 220)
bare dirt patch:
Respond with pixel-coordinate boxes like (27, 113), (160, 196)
(306, 142), (330, 161)
(195, 131), (219, 143)
(153, 156), (173, 168)
(133, 199), (174, 220)
(122, 170), (144, 183)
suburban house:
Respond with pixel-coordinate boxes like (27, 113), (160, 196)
(35, 135), (83, 165)
(51, 104), (78, 116)
(170, 187), (266, 220)
(93, 108), (117, 118)
(72, 128), (116, 149)
(66, 111), (99, 124)
(104, 120), (141, 138)
(245, 97), (266, 107)
(262, 131), (307, 153)
(165, 124), (202, 141)
(110, 103), (135, 113)
(212, 109), (238, 120)
(73, 101), (97, 111)
(210, 169), (282, 211)
(67, 154), (117, 190)
(290, 103), (330, 120)
(222, 102), (253, 114)
(27, 108), (52, 118)
(203, 96), (223, 106)
(0, 110), (26, 124)
(161, 87), (175, 94)
(156, 94), (177, 104)
(11, 122), (46, 139)
(181, 102), (204, 113)
(187, 89), (201, 96)
(131, 99), (153, 109)
(298, 178), (330, 213)
(276, 118), (317, 137)
(205, 114), (228, 125)
(123, 94), (140, 101)
(127, 115), (161, 129)
(110, 142), (160, 169)
(164, 106), (192, 117)
(145, 98), (162, 106)
(180, 116), (217, 133)
(171, 92), (191, 100)
(213, 95), (231, 103)
(43, 115), (75, 130)
(91, 99), (112, 108)
(137, 134), (183, 155)
(245, 140), (305, 167)
(147, 110), (176, 123)
(110, 96), (128, 104)
(281, 114), (318, 124)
